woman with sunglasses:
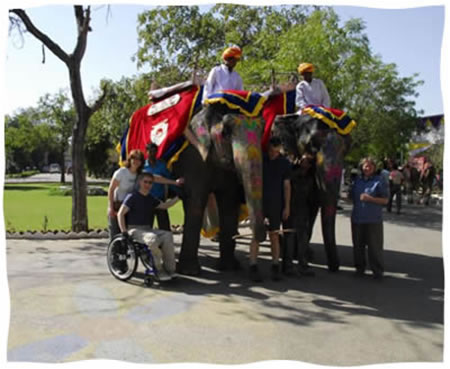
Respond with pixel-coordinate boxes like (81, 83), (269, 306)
(107, 149), (145, 240)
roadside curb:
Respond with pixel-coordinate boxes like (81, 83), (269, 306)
(5, 220), (253, 240)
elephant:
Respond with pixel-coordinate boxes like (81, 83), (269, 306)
(271, 113), (352, 272)
(123, 83), (293, 276)
(170, 103), (267, 275)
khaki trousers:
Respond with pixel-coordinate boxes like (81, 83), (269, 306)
(128, 225), (176, 274)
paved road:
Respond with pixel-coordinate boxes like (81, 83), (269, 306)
(5, 173), (108, 184)
(5, 201), (444, 366)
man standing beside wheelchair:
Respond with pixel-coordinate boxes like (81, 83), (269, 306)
(116, 172), (180, 282)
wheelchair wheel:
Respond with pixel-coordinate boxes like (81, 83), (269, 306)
(107, 235), (138, 281)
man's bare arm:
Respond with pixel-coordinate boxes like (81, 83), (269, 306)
(157, 196), (180, 210)
(117, 204), (130, 233)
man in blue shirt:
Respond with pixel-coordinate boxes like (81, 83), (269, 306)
(118, 172), (179, 281)
(350, 157), (389, 280)
(143, 143), (174, 231)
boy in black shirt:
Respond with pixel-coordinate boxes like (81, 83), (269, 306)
(249, 137), (291, 282)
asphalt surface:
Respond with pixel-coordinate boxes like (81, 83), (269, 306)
(5, 200), (444, 366)
(5, 173), (108, 184)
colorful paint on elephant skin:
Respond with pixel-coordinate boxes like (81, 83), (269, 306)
(244, 118), (261, 130)
(210, 124), (224, 143)
(195, 124), (208, 137)
(247, 146), (262, 161)
(246, 130), (259, 146)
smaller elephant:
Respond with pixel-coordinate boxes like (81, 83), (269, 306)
(272, 112), (352, 272)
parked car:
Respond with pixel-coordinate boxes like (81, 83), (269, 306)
(49, 163), (61, 173)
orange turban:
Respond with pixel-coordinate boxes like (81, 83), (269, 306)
(222, 46), (242, 61)
(298, 63), (315, 74)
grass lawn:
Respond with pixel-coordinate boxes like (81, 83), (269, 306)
(3, 183), (185, 232)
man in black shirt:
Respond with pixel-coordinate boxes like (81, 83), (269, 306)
(117, 172), (179, 281)
(249, 137), (291, 282)
(282, 153), (316, 277)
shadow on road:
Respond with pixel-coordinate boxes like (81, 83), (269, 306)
(82, 236), (444, 329)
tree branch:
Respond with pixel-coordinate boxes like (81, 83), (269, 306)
(72, 5), (91, 63)
(9, 9), (70, 65)
(88, 83), (110, 117)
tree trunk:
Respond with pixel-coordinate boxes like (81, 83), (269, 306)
(68, 61), (90, 232)
(71, 120), (88, 232)
(60, 149), (66, 184)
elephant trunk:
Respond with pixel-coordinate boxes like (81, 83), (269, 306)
(229, 115), (266, 243)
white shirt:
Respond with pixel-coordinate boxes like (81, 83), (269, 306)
(295, 78), (331, 113)
(112, 167), (137, 202)
(202, 64), (244, 103)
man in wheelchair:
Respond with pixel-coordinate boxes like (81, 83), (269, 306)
(117, 172), (180, 281)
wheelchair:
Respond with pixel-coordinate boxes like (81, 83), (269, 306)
(106, 234), (158, 287)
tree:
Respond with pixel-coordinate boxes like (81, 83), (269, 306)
(135, 5), (312, 85)
(85, 75), (150, 178)
(9, 6), (110, 231)
(136, 5), (423, 161)
(4, 108), (60, 173)
(38, 90), (75, 183)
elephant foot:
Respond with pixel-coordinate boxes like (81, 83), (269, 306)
(216, 257), (241, 272)
(176, 261), (202, 276)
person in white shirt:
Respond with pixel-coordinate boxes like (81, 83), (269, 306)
(295, 63), (331, 114)
(184, 45), (244, 160)
(202, 45), (244, 103)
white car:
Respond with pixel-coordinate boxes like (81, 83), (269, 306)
(49, 163), (61, 173)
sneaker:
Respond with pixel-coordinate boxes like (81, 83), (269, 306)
(271, 264), (282, 281)
(249, 264), (263, 282)
(156, 270), (172, 282)
(298, 266), (315, 277)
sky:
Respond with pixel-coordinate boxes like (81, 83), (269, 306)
(1, 1), (447, 118)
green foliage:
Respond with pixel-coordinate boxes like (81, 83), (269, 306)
(48, 186), (73, 196)
(86, 76), (150, 177)
(5, 107), (60, 172)
(6, 170), (40, 178)
(135, 5), (424, 162)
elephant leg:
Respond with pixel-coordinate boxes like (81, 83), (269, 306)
(321, 204), (340, 272)
(177, 192), (209, 276)
(214, 183), (241, 271)
(306, 203), (319, 261)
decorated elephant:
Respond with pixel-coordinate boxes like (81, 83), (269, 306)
(271, 106), (355, 272)
(121, 82), (293, 275)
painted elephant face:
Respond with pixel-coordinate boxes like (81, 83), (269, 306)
(190, 105), (266, 242)
(272, 114), (351, 198)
